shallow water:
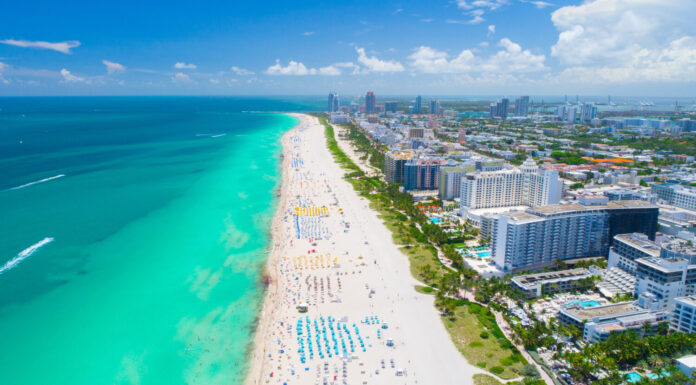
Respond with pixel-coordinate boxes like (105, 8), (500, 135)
(0, 97), (305, 385)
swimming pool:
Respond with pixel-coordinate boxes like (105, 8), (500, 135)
(429, 217), (442, 224)
(625, 372), (642, 383)
(569, 300), (601, 308)
(474, 250), (491, 258)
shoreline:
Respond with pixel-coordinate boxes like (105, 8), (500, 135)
(244, 115), (295, 385)
(245, 113), (483, 385)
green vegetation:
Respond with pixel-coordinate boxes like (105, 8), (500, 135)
(564, 328), (696, 384)
(437, 298), (526, 380)
(338, 121), (385, 170)
(550, 151), (587, 165)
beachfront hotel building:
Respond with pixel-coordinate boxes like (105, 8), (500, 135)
(608, 233), (661, 274)
(670, 296), (696, 334)
(384, 151), (412, 184)
(491, 200), (659, 272)
(438, 161), (504, 201)
(510, 268), (594, 298)
(459, 159), (562, 211)
(635, 256), (696, 310)
(582, 308), (669, 343)
(403, 159), (447, 191)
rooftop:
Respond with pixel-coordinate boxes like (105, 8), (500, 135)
(662, 240), (696, 256)
(675, 296), (696, 307)
(513, 268), (591, 287)
(614, 233), (661, 256)
(636, 256), (689, 273)
(562, 301), (640, 321)
(527, 200), (657, 217)
(676, 355), (696, 369)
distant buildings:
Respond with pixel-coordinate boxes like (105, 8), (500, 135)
(412, 95), (422, 114)
(580, 103), (597, 123)
(330, 112), (350, 124)
(365, 91), (376, 114)
(460, 159), (561, 210)
(490, 98), (509, 119)
(429, 99), (440, 115)
(403, 159), (447, 191)
(514, 96), (529, 117)
(408, 127), (424, 139)
(384, 101), (398, 113)
(652, 182), (696, 211)
(566, 106), (577, 124)
(328, 91), (339, 112)
(491, 200), (659, 271)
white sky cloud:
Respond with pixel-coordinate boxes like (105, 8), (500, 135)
(551, 0), (696, 83)
(102, 60), (126, 75)
(0, 62), (8, 84)
(174, 62), (197, 69)
(230, 66), (254, 75)
(60, 68), (85, 82)
(355, 47), (405, 72)
(171, 72), (195, 83)
(265, 60), (342, 76)
(488, 25), (495, 36)
(455, 0), (507, 24)
(408, 38), (546, 74)
(0, 39), (80, 54)
(303, 32), (315, 36)
(521, 0), (554, 9)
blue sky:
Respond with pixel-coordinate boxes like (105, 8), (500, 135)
(1, 0), (695, 96)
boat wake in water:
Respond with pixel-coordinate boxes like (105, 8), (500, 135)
(0, 238), (55, 275)
(6, 174), (66, 191)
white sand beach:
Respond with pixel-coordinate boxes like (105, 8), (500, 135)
(245, 113), (483, 385)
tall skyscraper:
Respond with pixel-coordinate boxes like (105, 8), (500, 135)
(514, 96), (529, 116)
(365, 91), (376, 114)
(580, 103), (597, 123)
(490, 98), (509, 119)
(384, 101), (398, 113)
(328, 91), (339, 112)
(566, 106), (577, 124)
(429, 99), (440, 115)
(413, 95), (422, 114)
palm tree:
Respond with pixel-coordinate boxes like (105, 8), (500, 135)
(641, 322), (653, 338)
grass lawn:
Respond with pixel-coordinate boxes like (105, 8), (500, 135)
(414, 285), (436, 295)
(402, 244), (452, 287)
(439, 300), (526, 380)
(473, 374), (504, 385)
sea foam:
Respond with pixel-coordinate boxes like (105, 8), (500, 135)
(6, 174), (66, 191)
(0, 237), (54, 275)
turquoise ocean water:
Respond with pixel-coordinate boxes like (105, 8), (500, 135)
(0, 97), (319, 385)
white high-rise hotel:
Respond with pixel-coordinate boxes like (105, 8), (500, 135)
(460, 159), (561, 210)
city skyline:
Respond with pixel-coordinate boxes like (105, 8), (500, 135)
(1, 0), (696, 96)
